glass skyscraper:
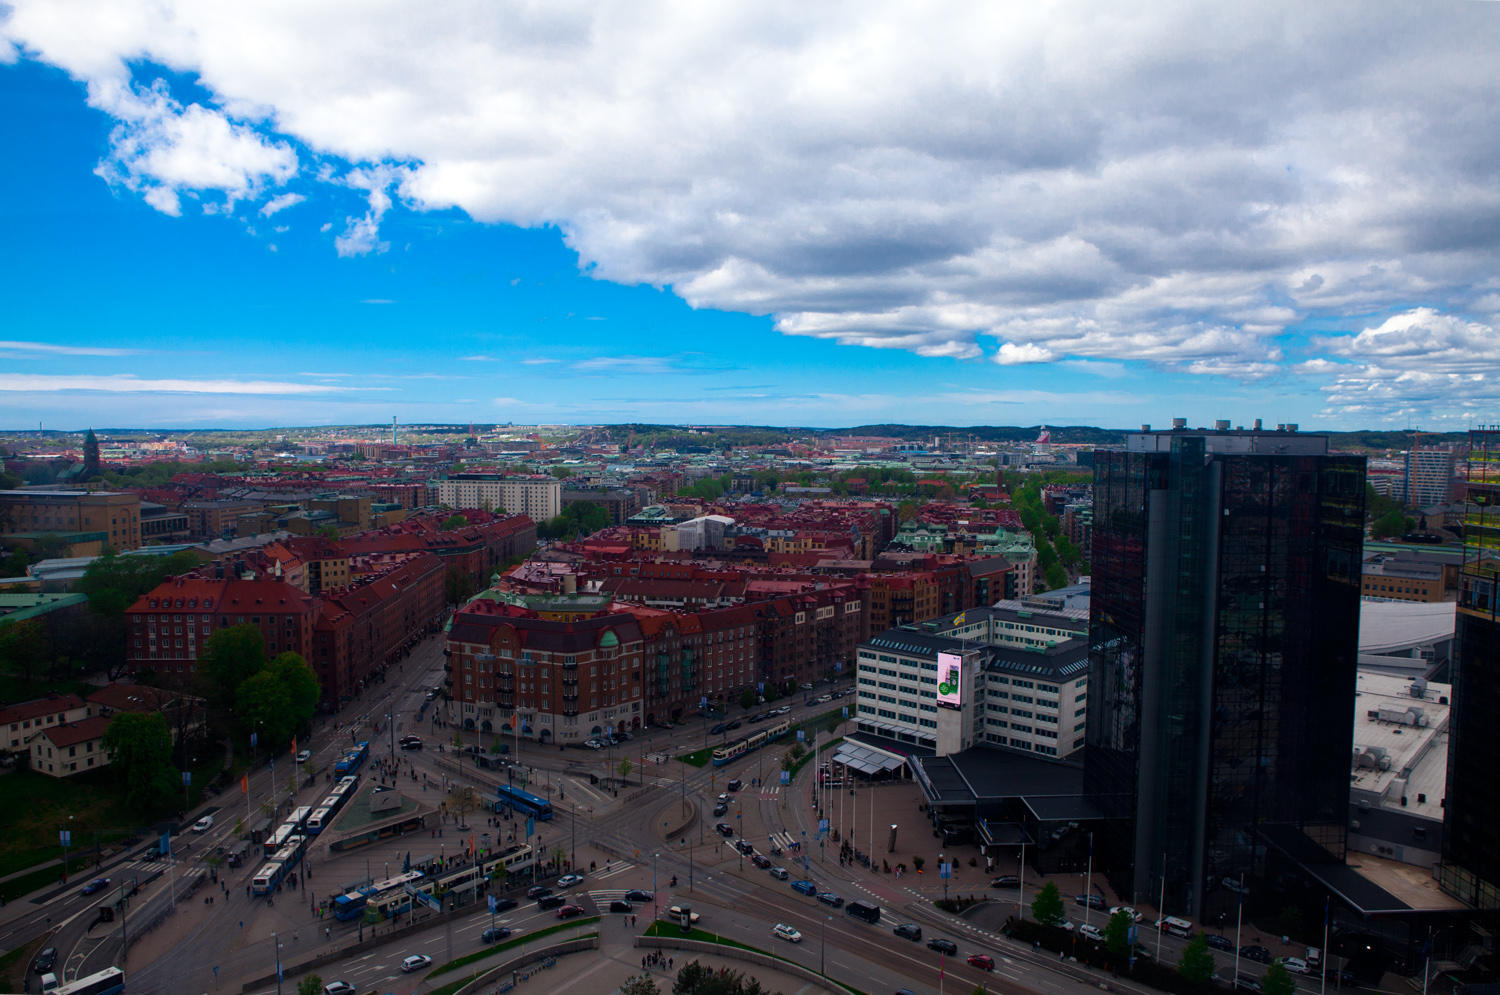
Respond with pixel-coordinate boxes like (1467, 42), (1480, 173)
(1084, 424), (1366, 920)
(1442, 427), (1500, 909)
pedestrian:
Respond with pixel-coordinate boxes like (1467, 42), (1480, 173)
(669, 958), (673, 970)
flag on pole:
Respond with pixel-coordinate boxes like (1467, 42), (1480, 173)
(291, 736), (297, 755)
(241, 773), (249, 794)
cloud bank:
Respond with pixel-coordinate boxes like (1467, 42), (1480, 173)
(5, 1), (1500, 419)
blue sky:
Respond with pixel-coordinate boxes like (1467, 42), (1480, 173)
(3, 4), (1498, 431)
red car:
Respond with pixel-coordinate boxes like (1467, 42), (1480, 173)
(967, 954), (995, 971)
(556, 905), (585, 919)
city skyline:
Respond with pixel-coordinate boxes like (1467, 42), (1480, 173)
(3, 3), (1499, 430)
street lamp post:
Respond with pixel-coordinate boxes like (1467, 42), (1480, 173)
(272, 931), (283, 995)
(821, 915), (831, 984)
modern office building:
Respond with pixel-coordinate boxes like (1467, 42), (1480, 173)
(1402, 446), (1456, 508)
(1084, 421), (1366, 920)
(1442, 427), (1500, 909)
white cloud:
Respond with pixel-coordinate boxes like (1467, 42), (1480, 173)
(5, 1), (1500, 418)
(995, 342), (1054, 365)
(260, 192), (306, 217)
(520, 358), (558, 365)
(0, 340), (137, 356)
(0, 374), (372, 394)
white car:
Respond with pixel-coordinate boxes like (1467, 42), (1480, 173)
(1079, 923), (1103, 941)
(296, 750), (312, 763)
(1278, 957), (1311, 975)
(556, 874), (584, 888)
(1109, 905), (1143, 922)
(192, 816), (214, 833)
(667, 905), (701, 923)
(323, 984), (355, 995)
(401, 955), (432, 973)
(773, 923), (803, 943)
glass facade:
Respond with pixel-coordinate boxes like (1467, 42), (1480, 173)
(1442, 427), (1500, 909)
(1085, 433), (1365, 919)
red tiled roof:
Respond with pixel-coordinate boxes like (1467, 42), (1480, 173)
(34, 715), (111, 748)
(0, 694), (86, 726)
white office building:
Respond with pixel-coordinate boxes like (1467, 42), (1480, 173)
(436, 474), (562, 522)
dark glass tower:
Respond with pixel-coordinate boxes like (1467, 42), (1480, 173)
(1084, 424), (1365, 920)
(1442, 427), (1500, 909)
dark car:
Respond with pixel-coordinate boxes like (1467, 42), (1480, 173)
(1240, 945), (1273, 964)
(791, 879), (818, 896)
(481, 926), (512, 943)
(557, 904), (585, 919)
(35, 949), (57, 974)
(968, 954), (995, 971)
(927, 938), (958, 955)
(716, 822), (734, 837)
(1205, 934), (1236, 952)
(537, 894), (565, 909)
(491, 897), (518, 913)
(1235, 980), (1262, 993)
(1325, 969), (1360, 987)
(748, 713), (766, 724)
(80, 877), (110, 895)
(625, 889), (653, 902)
(1075, 894), (1107, 910)
(989, 875), (1021, 888)
(751, 854), (772, 868)
(727, 778), (743, 791)
(713, 802), (729, 816)
(609, 899), (634, 913)
(817, 892), (844, 908)
(711, 723), (727, 735)
(527, 885), (553, 899)
(726, 721), (742, 731)
(894, 923), (923, 941)
(735, 840), (755, 856)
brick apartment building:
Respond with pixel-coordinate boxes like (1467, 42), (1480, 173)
(0, 489), (142, 550)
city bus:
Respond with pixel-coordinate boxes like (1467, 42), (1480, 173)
(287, 806), (313, 830)
(251, 861), (284, 896)
(712, 718), (791, 766)
(304, 807), (333, 835)
(54, 968), (125, 995)
(491, 784), (553, 821)
(263, 824), (295, 852)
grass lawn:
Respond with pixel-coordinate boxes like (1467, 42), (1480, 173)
(678, 707), (848, 770)
(0, 767), (140, 879)
(0, 934), (50, 994)
(678, 749), (712, 768)
(0, 676), (99, 707)
(426, 918), (601, 978)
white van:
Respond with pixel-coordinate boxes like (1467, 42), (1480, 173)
(1159, 916), (1194, 938)
(39, 973), (59, 993)
(1306, 947), (1323, 968)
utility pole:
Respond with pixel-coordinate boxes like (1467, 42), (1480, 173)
(118, 878), (131, 963)
(272, 931), (282, 995)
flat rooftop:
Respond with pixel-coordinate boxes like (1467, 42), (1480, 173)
(1345, 853), (1466, 912)
(1351, 671), (1449, 821)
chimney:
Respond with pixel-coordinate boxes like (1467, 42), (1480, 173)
(1253, 419), (1263, 430)
(1214, 420), (1231, 431)
(1171, 417), (1187, 430)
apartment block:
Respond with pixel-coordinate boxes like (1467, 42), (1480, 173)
(436, 474), (562, 522)
(0, 489), (142, 550)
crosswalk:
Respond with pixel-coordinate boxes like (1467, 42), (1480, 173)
(757, 786), (782, 799)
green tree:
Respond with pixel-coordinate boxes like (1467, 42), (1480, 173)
(1105, 909), (1134, 955)
(1372, 509), (1411, 539)
(0, 618), (47, 685)
(897, 500), (919, 523)
(103, 712), (178, 813)
(620, 974), (659, 995)
(738, 688), (758, 713)
(1260, 961), (1295, 995)
(617, 758), (634, 781)
(445, 565), (477, 604)
(1030, 881), (1066, 926)
(297, 976), (323, 995)
(268, 652), (321, 729)
(0, 547), (30, 578)
(237, 669), (295, 746)
(550, 467), (573, 479)
(201, 625), (267, 710)
(1177, 934), (1216, 984)
(440, 514), (469, 530)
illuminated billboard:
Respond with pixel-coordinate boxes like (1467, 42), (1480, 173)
(936, 652), (964, 709)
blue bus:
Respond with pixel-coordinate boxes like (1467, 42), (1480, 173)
(491, 784), (553, 821)
(335, 741), (369, 775)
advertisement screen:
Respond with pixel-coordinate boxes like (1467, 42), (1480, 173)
(936, 652), (964, 709)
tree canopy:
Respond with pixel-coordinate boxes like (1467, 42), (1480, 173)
(1031, 881), (1066, 925)
(201, 625), (267, 711)
(103, 711), (178, 813)
(235, 652), (319, 746)
(1177, 934), (1216, 984)
(538, 501), (611, 540)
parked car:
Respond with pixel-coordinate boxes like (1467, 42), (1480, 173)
(773, 923), (803, 943)
(583, 739), (603, 749)
(1074, 894), (1107, 910)
(527, 885), (553, 899)
(1235, 980), (1262, 993)
(1240, 945), (1273, 964)
(751, 854), (772, 869)
(1205, 934), (1237, 952)
(556, 904), (585, 919)
(768, 866), (789, 880)
(192, 816), (214, 833)
(893, 923), (923, 941)
(1324, 969), (1359, 987)
(711, 723), (727, 735)
(927, 938), (958, 955)
(537, 894), (565, 909)
(609, 899), (634, 913)
(1277, 957), (1311, 976)
(800, 683), (814, 690)
(990, 875), (1021, 888)
(748, 713), (766, 724)
(968, 954), (995, 971)
(1079, 923), (1103, 941)
(817, 892), (844, 908)
(625, 889), (653, 902)
(323, 984), (355, 995)
(481, 926), (512, 943)
(791, 879), (818, 896)
(726, 721), (742, 731)
(1109, 906), (1143, 922)
(80, 878), (110, 895)
(401, 955), (432, 973)
(715, 823), (735, 837)
(771, 706), (792, 715)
